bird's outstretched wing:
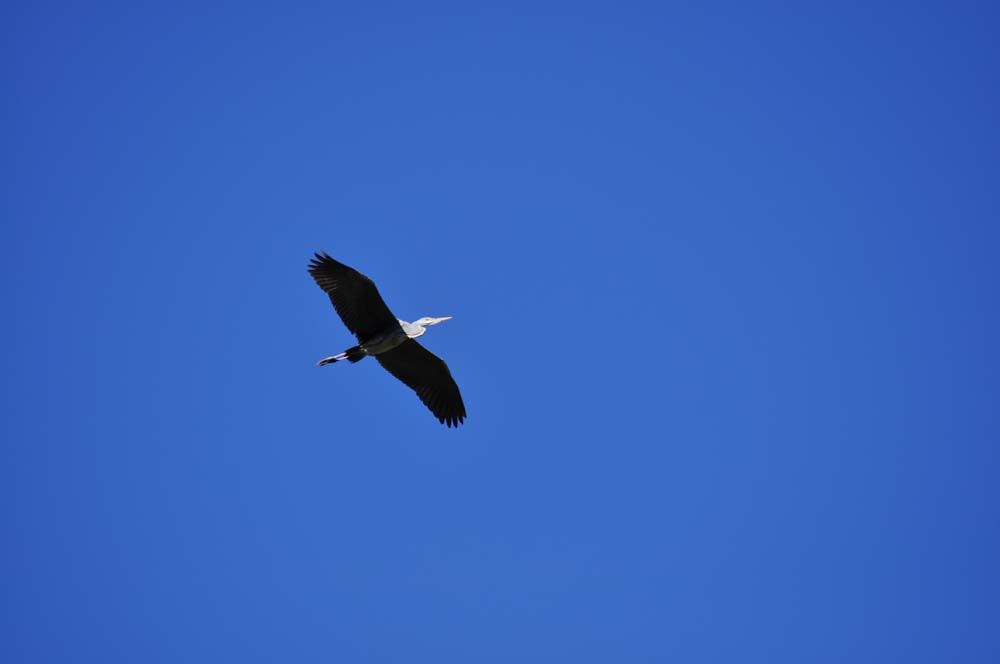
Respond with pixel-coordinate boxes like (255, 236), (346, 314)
(376, 339), (467, 428)
(308, 252), (400, 341)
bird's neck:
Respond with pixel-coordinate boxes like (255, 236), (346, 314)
(400, 320), (427, 339)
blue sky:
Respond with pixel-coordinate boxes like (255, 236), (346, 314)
(4, 2), (998, 662)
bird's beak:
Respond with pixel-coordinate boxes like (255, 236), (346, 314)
(431, 316), (452, 325)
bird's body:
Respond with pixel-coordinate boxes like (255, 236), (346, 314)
(353, 324), (408, 357)
(308, 252), (466, 427)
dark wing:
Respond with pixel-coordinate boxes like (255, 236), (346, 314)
(308, 252), (400, 341)
(376, 339), (466, 428)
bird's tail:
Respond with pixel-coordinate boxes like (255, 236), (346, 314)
(317, 345), (366, 366)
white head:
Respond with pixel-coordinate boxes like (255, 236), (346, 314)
(414, 316), (452, 328)
(400, 316), (452, 339)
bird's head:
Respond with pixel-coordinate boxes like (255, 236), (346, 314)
(415, 316), (452, 328)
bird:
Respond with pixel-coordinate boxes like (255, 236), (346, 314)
(308, 251), (466, 428)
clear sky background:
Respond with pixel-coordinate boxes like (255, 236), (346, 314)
(3, 2), (998, 662)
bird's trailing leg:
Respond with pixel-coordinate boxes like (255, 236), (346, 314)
(317, 353), (345, 366)
(317, 345), (366, 366)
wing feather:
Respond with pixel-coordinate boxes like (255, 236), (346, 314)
(307, 252), (399, 341)
(376, 340), (466, 427)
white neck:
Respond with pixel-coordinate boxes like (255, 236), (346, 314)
(399, 319), (427, 339)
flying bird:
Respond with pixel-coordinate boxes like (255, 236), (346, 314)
(308, 252), (466, 427)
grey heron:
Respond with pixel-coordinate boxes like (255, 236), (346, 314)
(308, 252), (466, 428)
